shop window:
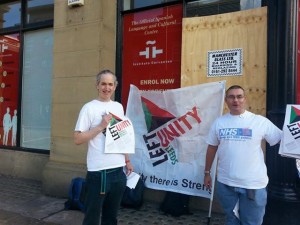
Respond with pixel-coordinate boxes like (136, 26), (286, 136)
(186, 0), (262, 17)
(0, 0), (54, 151)
(123, 0), (179, 10)
(26, 0), (54, 25)
(0, 1), (21, 29)
(21, 28), (53, 150)
(186, 0), (240, 17)
(240, 0), (262, 10)
(0, 33), (20, 146)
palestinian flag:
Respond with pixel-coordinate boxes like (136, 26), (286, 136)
(290, 106), (300, 124)
(102, 112), (122, 136)
(109, 112), (122, 125)
(141, 96), (176, 132)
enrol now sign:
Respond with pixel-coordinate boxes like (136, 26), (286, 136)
(121, 4), (183, 107)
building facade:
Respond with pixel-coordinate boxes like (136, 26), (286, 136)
(0, 0), (299, 214)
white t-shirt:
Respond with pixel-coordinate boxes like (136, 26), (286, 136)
(75, 99), (126, 171)
(207, 110), (282, 189)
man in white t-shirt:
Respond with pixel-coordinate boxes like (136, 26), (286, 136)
(204, 85), (282, 225)
(74, 69), (133, 225)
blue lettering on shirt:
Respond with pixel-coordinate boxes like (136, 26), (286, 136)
(219, 128), (252, 140)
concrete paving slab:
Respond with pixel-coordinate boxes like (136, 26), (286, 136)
(0, 175), (225, 225)
(0, 209), (57, 225)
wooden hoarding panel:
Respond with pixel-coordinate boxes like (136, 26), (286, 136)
(181, 7), (267, 115)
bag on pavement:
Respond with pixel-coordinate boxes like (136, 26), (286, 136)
(64, 177), (86, 212)
(121, 177), (145, 209)
(160, 191), (191, 217)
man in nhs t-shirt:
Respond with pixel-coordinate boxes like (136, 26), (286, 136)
(204, 85), (282, 225)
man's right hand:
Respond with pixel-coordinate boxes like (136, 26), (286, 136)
(204, 174), (212, 190)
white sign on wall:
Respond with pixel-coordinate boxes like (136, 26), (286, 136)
(207, 48), (243, 77)
(68, 0), (84, 7)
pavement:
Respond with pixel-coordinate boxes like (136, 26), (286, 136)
(0, 174), (226, 225)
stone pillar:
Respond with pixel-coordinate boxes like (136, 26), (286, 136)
(42, 0), (117, 197)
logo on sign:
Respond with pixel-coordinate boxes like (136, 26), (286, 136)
(139, 40), (163, 59)
(0, 40), (8, 53)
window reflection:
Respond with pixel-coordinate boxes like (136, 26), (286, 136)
(124, 0), (178, 10)
(186, 0), (240, 17)
(21, 29), (53, 150)
(0, 33), (20, 147)
(27, 0), (54, 24)
(0, 1), (21, 29)
(186, 0), (262, 17)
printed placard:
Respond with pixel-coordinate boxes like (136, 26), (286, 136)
(207, 48), (243, 77)
(279, 104), (300, 159)
(105, 116), (135, 154)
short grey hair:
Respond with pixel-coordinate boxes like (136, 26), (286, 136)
(96, 69), (118, 86)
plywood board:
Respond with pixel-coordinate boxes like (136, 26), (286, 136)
(181, 7), (267, 115)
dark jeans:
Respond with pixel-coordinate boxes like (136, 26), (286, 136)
(82, 167), (126, 225)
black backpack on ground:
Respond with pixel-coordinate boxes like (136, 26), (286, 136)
(160, 191), (191, 217)
(121, 177), (145, 209)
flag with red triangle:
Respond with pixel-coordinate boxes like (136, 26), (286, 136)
(290, 106), (300, 124)
(279, 105), (300, 159)
(126, 82), (225, 198)
(141, 96), (176, 132)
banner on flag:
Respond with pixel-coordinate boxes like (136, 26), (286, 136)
(279, 104), (300, 159)
(125, 81), (225, 198)
(104, 113), (135, 154)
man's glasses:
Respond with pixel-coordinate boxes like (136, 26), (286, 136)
(226, 95), (244, 100)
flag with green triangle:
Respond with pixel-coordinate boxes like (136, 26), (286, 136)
(290, 106), (300, 124)
(279, 104), (300, 159)
(126, 82), (225, 198)
(141, 96), (176, 132)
